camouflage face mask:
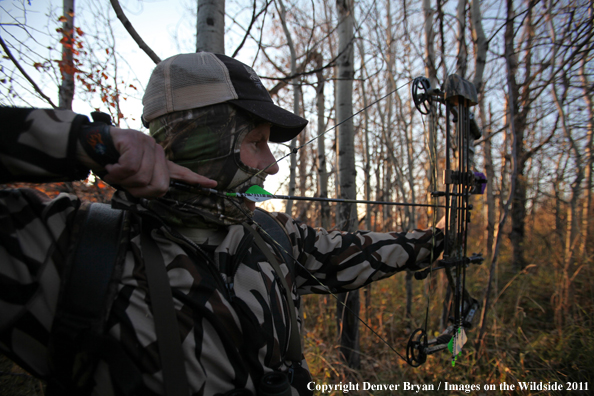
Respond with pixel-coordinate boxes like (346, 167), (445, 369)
(146, 103), (269, 228)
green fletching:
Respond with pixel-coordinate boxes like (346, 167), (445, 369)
(245, 185), (272, 195)
(448, 327), (466, 367)
(233, 185), (274, 202)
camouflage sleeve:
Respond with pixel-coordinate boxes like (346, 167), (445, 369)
(0, 107), (91, 183)
(270, 212), (444, 295)
(0, 188), (81, 378)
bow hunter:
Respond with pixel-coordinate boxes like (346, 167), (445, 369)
(0, 52), (481, 396)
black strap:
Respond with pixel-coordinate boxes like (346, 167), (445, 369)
(64, 204), (123, 316)
(141, 223), (190, 396)
(78, 122), (120, 167)
(48, 203), (126, 395)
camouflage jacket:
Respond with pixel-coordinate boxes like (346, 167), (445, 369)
(0, 108), (443, 396)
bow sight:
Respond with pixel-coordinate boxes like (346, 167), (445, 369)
(406, 75), (486, 367)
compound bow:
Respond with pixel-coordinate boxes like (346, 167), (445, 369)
(405, 74), (486, 367)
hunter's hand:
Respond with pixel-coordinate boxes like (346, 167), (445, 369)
(102, 127), (216, 198)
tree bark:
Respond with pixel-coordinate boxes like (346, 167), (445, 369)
(507, 0), (534, 273)
(579, 57), (593, 260)
(196, 0), (225, 53)
(470, 0), (488, 95)
(456, 0), (468, 78)
(277, 0), (301, 217)
(470, 0), (493, 259)
(314, 52), (331, 229)
(335, 0), (359, 370)
(59, 0), (75, 110)
(477, 0), (521, 352)
(423, 0), (437, 88)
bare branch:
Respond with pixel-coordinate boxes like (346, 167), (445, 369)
(231, 0), (272, 58)
(0, 35), (57, 108)
(109, 0), (161, 64)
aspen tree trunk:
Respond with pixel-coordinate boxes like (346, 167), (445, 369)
(297, 116), (308, 222)
(196, 0), (225, 53)
(580, 57), (593, 260)
(436, 0), (448, 83)
(423, 0), (437, 88)
(576, 1), (593, 261)
(554, 159), (566, 245)
(58, 0), (76, 194)
(59, 0), (75, 110)
(456, 0), (467, 78)
(470, 0), (492, 259)
(277, 0), (301, 216)
(477, 0), (520, 351)
(355, 41), (371, 233)
(483, 106), (496, 260)
(315, 52), (331, 229)
(551, 70), (583, 327)
(320, 0), (340, 227)
(356, 42), (372, 321)
(508, 0), (532, 273)
(335, 0), (359, 370)
(470, 0), (487, 94)
(423, 0), (437, 211)
(500, 113), (509, 217)
(469, 0), (499, 352)
(376, 147), (385, 230)
(336, 0), (357, 230)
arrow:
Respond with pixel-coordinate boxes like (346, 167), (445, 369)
(170, 182), (445, 208)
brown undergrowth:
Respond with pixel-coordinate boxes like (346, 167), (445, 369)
(302, 237), (594, 395)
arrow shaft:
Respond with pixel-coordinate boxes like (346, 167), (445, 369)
(234, 192), (444, 208)
(170, 182), (444, 208)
